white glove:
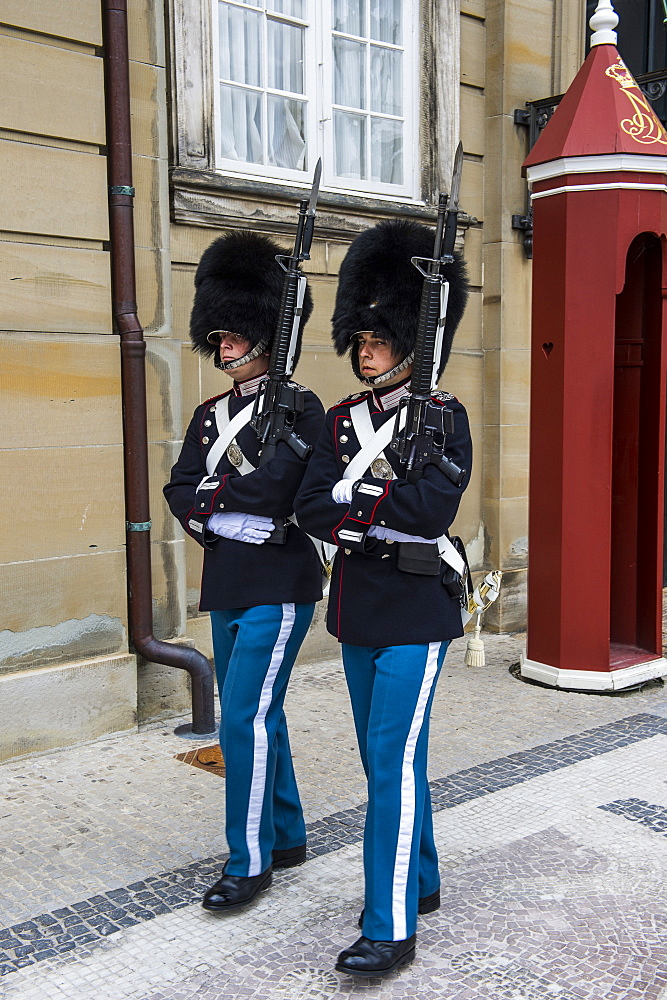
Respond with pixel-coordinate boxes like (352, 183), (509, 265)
(331, 478), (355, 504)
(207, 512), (276, 544)
(368, 525), (437, 544)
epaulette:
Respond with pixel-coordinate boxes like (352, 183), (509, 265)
(285, 380), (308, 392)
(332, 389), (371, 408)
(201, 388), (231, 408)
(431, 390), (456, 403)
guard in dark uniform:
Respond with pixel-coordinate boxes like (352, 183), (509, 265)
(164, 232), (325, 912)
(295, 220), (470, 976)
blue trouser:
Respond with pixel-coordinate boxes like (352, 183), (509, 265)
(210, 603), (314, 877)
(342, 641), (449, 942)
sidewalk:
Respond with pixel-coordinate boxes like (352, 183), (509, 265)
(1, 630), (667, 999)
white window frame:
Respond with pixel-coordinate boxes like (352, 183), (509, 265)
(211, 0), (319, 185)
(168, 0), (461, 226)
(211, 0), (419, 201)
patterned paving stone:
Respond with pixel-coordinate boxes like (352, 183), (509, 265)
(2, 630), (666, 999)
(600, 798), (667, 837)
(2, 714), (666, 977)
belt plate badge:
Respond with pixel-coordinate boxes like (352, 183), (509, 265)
(371, 457), (393, 479)
(227, 441), (243, 467)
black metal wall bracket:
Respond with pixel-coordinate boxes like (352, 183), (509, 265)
(511, 209), (533, 259)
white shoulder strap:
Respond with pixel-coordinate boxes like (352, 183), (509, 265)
(344, 400), (404, 482)
(342, 400), (465, 578)
(206, 394), (330, 579)
(437, 534), (466, 577)
(206, 395), (260, 476)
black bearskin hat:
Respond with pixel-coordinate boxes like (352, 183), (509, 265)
(189, 231), (313, 361)
(332, 219), (468, 378)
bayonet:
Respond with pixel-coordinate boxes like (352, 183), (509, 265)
(302, 157), (321, 257)
(449, 143), (463, 213)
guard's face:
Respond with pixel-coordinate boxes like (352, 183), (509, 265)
(355, 332), (410, 385)
(209, 330), (270, 382)
(216, 330), (252, 364)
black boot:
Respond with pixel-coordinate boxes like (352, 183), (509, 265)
(335, 934), (416, 977)
(202, 866), (272, 912)
(272, 844), (307, 869)
(358, 888), (440, 928)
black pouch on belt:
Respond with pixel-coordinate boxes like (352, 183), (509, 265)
(441, 535), (469, 598)
(265, 518), (289, 544)
(397, 541), (441, 575)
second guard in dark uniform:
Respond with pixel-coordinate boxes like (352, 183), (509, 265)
(164, 232), (325, 912)
(295, 220), (471, 976)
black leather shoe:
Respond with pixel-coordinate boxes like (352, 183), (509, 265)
(202, 867), (272, 912)
(358, 889), (440, 928)
(272, 844), (307, 869)
(335, 934), (416, 977)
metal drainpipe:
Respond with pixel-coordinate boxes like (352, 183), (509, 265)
(102, 0), (216, 738)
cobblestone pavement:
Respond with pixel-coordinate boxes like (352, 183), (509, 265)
(2, 630), (667, 999)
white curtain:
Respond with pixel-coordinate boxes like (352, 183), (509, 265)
(268, 97), (306, 168)
(333, 36), (403, 183)
(218, 1), (306, 170)
(267, 18), (306, 168)
(370, 0), (401, 44)
(334, 110), (365, 178)
(371, 45), (402, 115)
(220, 85), (263, 163)
(219, 4), (261, 86)
(371, 117), (402, 184)
(333, 36), (365, 108)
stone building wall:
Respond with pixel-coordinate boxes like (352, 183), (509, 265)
(0, 0), (587, 760)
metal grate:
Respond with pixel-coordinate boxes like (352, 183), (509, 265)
(174, 743), (225, 777)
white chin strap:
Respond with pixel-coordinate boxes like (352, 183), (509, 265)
(214, 338), (269, 371)
(358, 350), (414, 387)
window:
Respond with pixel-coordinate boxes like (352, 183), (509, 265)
(211, 0), (418, 199)
(214, 1), (310, 172)
(586, 0), (667, 76)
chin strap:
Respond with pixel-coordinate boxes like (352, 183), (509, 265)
(214, 338), (270, 371)
(354, 350), (414, 387)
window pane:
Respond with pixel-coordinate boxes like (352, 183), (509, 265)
(268, 19), (304, 93)
(370, 0), (401, 43)
(220, 84), (264, 163)
(219, 3), (261, 86)
(334, 37), (366, 108)
(268, 96), (307, 168)
(334, 110), (366, 178)
(266, 0), (305, 16)
(371, 116), (402, 184)
(334, 0), (365, 36)
(370, 46), (402, 114)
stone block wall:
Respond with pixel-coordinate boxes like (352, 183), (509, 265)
(0, 0), (588, 759)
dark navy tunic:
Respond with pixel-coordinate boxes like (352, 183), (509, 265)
(164, 379), (325, 610)
(294, 379), (472, 647)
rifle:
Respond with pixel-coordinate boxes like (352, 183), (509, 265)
(250, 158), (321, 543)
(389, 143), (466, 490)
(389, 144), (467, 577)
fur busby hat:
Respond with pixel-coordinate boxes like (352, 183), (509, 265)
(332, 219), (468, 383)
(190, 231), (313, 370)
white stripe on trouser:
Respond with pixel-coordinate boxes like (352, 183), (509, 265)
(245, 603), (296, 876)
(391, 641), (441, 940)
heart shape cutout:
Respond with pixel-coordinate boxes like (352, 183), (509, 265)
(542, 342), (554, 358)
